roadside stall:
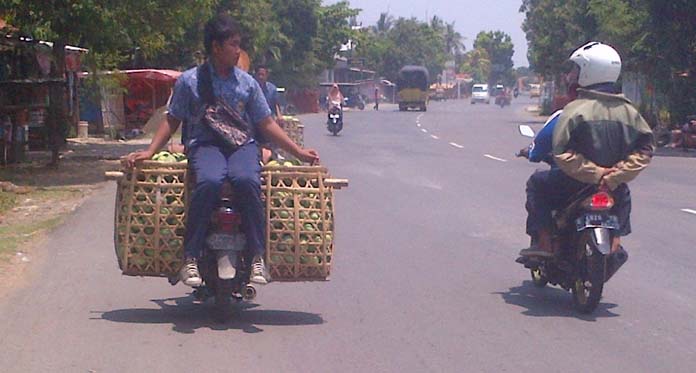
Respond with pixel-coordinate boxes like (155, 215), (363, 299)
(0, 30), (86, 164)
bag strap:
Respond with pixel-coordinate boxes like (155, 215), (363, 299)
(197, 62), (216, 105)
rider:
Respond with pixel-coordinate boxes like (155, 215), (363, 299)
(127, 15), (319, 287)
(254, 65), (280, 117)
(327, 83), (344, 110)
(520, 41), (654, 258)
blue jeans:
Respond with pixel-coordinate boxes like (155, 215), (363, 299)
(184, 142), (265, 259)
(525, 167), (632, 237)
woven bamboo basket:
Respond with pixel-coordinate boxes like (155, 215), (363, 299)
(108, 161), (347, 280)
(262, 165), (345, 281)
(277, 116), (305, 160)
(111, 160), (188, 277)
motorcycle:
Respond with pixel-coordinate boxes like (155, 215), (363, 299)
(515, 125), (628, 314)
(343, 94), (365, 110)
(168, 181), (258, 322)
(327, 104), (343, 136)
(495, 93), (511, 108)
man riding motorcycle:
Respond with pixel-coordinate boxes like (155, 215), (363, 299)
(520, 41), (654, 258)
(127, 15), (319, 287)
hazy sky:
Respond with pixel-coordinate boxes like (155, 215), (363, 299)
(325, 0), (529, 67)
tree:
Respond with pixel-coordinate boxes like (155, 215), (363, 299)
(520, 0), (597, 82)
(0, 0), (216, 165)
(459, 48), (491, 83)
(473, 31), (515, 85)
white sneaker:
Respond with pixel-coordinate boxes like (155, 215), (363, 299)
(250, 255), (269, 285)
(179, 258), (202, 287)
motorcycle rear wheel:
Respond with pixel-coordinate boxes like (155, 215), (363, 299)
(572, 240), (606, 314)
(213, 276), (234, 322)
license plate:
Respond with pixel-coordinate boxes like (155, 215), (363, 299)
(207, 233), (246, 251)
(575, 213), (619, 231)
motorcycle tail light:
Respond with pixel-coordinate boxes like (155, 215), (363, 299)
(584, 192), (614, 211)
(216, 208), (241, 233)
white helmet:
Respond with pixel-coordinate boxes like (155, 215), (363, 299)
(569, 42), (622, 87)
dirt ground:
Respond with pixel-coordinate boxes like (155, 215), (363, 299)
(0, 137), (150, 297)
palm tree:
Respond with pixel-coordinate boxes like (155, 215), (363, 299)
(375, 12), (393, 34)
(444, 22), (465, 56)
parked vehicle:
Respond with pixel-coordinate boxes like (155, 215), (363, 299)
(515, 125), (628, 314)
(327, 104), (343, 136)
(343, 93), (366, 110)
(397, 65), (429, 111)
(470, 83), (490, 104)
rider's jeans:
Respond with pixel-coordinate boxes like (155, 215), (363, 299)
(525, 167), (632, 237)
(184, 142), (265, 259)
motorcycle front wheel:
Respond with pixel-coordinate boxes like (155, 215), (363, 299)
(572, 238), (606, 314)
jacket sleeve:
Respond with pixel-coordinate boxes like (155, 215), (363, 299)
(552, 109), (606, 184)
(554, 151), (605, 184)
(603, 113), (654, 190)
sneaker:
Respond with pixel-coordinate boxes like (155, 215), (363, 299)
(179, 258), (202, 287)
(250, 255), (269, 285)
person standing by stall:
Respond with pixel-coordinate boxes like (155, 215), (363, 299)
(373, 87), (380, 110)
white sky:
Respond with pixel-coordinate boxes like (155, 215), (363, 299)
(324, 0), (529, 67)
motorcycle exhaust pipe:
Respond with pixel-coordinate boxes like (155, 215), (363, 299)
(605, 246), (628, 282)
(243, 284), (257, 301)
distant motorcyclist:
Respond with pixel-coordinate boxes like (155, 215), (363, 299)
(520, 42), (654, 258)
(327, 83), (344, 110)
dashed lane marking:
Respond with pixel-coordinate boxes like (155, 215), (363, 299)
(681, 209), (696, 216)
(430, 135), (439, 140)
(421, 128), (428, 133)
(484, 154), (508, 162)
(449, 142), (464, 149)
(417, 123), (421, 127)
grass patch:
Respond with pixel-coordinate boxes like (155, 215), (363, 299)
(0, 187), (86, 263)
(0, 216), (64, 261)
(0, 191), (17, 214)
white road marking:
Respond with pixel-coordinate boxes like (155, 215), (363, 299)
(681, 209), (696, 216)
(449, 142), (464, 149)
(430, 135), (439, 140)
(421, 128), (428, 133)
(417, 114), (424, 121)
(417, 123), (421, 127)
(484, 154), (508, 162)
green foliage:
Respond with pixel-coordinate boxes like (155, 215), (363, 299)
(473, 31), (515, 85)
(459, 48), (491, 83)
(356, 15), (463, 82)
(521, 0), (696, 123)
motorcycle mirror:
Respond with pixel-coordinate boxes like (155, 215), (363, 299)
(519, 125), (535, 138)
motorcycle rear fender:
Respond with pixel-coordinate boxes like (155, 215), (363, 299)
(590, 227), (612, 255)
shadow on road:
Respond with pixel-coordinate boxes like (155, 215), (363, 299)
(493, 281), (620, 321)
(92, 295), (324, 334)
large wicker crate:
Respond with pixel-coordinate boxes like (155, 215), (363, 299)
(113, 160), (187, 276)
(279, 116), (304, 146)
(111, 161), (344, 281)
(262, 165), (336, 281)
(277, 116), (305, 160)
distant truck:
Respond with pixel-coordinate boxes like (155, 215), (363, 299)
(397, 65), (429, 111)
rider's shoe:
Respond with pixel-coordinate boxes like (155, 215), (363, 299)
(179, 258), (202, 287)
(250, 255), (270, 285)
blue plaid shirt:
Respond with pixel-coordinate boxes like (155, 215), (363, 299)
(168, 64), (272, 148)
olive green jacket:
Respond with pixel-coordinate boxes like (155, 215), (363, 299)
(552, 89), (654, 190)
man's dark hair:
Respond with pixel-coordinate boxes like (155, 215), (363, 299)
(255, 65), (269, 73)
(204, 14), (241, 54)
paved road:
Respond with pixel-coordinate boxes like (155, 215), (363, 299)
(2, 97), (696, 372)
